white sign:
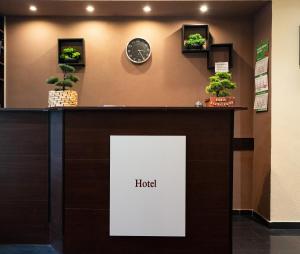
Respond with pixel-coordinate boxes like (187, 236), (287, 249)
(255, 57), (269, 76)
(255, 73), (268, 93)
(254, 92), (268, 111)
(110, 136), (186, 237)
(215, 62), (229, 73)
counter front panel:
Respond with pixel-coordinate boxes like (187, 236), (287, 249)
(49, 107), (236, 254)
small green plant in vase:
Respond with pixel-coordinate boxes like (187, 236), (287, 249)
(46, 64), (79, 107)
(60, 47), (81, 63)
(184, 33), (206, 49)
(205, 72), (237, 107)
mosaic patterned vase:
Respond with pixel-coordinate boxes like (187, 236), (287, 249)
(48, 90), (78, 107)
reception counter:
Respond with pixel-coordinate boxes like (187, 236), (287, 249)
(0, 107), (245, 254)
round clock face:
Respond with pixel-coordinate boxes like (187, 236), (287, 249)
(126, 38), (151, 64)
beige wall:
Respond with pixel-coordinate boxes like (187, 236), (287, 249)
(271, 0), (300, 222)
(6, 16), (255, 209)
(252, 3), (271, 220)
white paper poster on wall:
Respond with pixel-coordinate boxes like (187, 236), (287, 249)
(215, 62), (229, 73)
(110, 136), (186, 237)
(255, 73), (269, 93)
(254, 92), (268, 112)
(255, 57), (269, 76)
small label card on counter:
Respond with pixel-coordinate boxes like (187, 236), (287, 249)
(215, 62), (229, 73)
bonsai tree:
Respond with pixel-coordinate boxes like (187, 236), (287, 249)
(184, 33), (206, 48)
(205, 72), (237, 97)
(60, 47), (81, 62)
(46, 64), (79, 91)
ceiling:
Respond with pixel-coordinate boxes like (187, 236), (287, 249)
(0, 1), (270, 17)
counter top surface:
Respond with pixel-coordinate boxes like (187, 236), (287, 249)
(0, 106), (247, 112)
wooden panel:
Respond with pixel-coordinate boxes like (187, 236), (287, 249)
(0, 201), (48, 243)
(49, 111), (64, 253)
(0, 111), (49, 243)
(253, 2), (271, 220)
(64, 159), (229, 210)
(64, 209), (229, 254)
(64, 111), (231, 161)
(58, 110), (234, 254)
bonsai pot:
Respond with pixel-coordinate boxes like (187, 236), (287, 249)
(48, 90), (78, 107)
(205, 96), (235, 107)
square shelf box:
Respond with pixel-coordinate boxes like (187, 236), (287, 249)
(58, 38), (85, 67)
(207, 43), (233, 70)
(182, 24), (210, 53)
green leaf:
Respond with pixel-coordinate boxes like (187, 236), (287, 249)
(61, 47), (81, 60)
(209, 76), (220, 82)
(216, 72), (231, 80)
(46, 63), (79, 90)
(67, 74), (79, 83)
(184, 33), (206, 48)
(205, 72), (237, 97)
(63, 47), (76, 54)
(218, 90), (230, 97)
(59, 64), (75, 73)
(62, 79), (74, 87)
(72, 52), (81, 59)
(46, 76), (59, 84)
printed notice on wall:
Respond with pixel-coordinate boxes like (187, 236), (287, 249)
(254, 41), (269, 112)
(110, 136), (186, 237)
(255, 74), (268, 93)
(256, 41), (269, 61)
(215, 62), (229, 73)
(254, 92), (268, 112)
(255, 57), (269, 77)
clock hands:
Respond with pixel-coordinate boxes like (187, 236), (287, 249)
(138, 49), (145, 60)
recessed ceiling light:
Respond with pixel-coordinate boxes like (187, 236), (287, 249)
(143, 5), (152, 13)
(86, 5), (95, 13)
(200, 5), (208, 13)
(29, 5), (37, 12)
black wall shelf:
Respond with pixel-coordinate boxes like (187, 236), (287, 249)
(182, 24), (210, 53)
(181, 24), (234, 70)
(207, 43), (233, 70)
(58, 38), (85, 67)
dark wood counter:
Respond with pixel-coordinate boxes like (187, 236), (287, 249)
(48, 106), (245, 254)
(0, 106), (246, 112)
(0, 106), (246, 252)
(0, 110), (49, 243)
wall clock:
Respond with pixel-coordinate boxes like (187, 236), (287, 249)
(126, 38), (151, 64)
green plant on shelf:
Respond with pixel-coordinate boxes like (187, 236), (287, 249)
(46, 64), (79, 91)
(60, 47), (81, 62)
(184, 33), (206, 49)
(205, 72), (237, 97)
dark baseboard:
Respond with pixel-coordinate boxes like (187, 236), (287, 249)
(232, 210), (300, 229)
(232, 210), (253, 216)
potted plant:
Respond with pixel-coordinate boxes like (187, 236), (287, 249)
(205, 72), (237, 107)
(184, 33), (206, 49)
(46, 64), (79, 107)
(60, 47), (81, 63)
